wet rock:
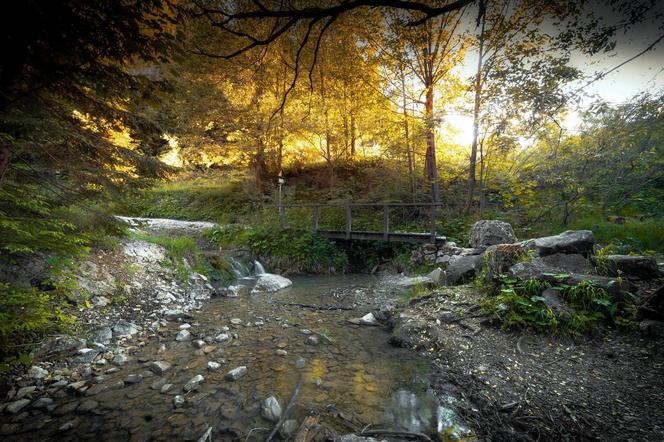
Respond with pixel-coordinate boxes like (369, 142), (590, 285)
(32, 335), (86, 361)
(526, 230), (594, 256)
(295, 357), (306, 369)
(230, 318), (242, 325)
(91, 326), (112, 345)
(306, 335), (320, 345)
(163, 309), (185, 320)
(27, 365), (49, 380)
(339, 435), (386, 442)
(276, 349), (288, 356)
(110, 381), (125, 389)
(175, 329), (191, 341)
(161, 383), (174, 394)
(261, 396), (282, 422)
(280, 419), (299, 438)
(215, 333), (231, 343)
(218, 285), (250, 298)
(251, 274), (293, 294)
(173, 395), (185, 408)
(124, 374), (143, 384)
(105, 367), (121, 374)
(67, 381), (88, 393)
(350, 312), (379, 326)
(76, 399), (98, 413)
(16, 386), (37, 399)
(59, 419), (78, 431)
(112, 354), (130, 366)
(5, 399), (31, 414)
(150, 361), (172, 375)
(203, 345), (217, 354)
(469, 220), (517, 247)
(112, 320), (139, 338)
(184, 375), (205, 392)
(224, 366), (247, 381)
(73, 348), (100, 363)
(207, 361), (222, 371)
(85, 384), (107, 396)
(600, 255), (659, 279)
(31, 397), (53, 409)
(53, 401), (79, 416)
(193, 339), (205, 348)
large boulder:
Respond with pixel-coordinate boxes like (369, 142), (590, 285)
(468, 220), (517, 248)
(524, 230), (595, 256)
(444, 255), (484, 285)
(251, 274), (292, 294)
(599, 255), (659, 280)
(540, 253), (589, 273)
(32, 335), (86, 361)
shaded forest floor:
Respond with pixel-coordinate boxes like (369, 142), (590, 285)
(390, 285), (664, 441)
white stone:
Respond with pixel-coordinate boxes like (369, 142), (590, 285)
(224, 366), (247, 381)
(251, 274), (293, 294)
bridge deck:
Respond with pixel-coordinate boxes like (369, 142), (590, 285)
(317, 230), (446, 244)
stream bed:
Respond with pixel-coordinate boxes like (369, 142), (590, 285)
(3, 274), (470, 441)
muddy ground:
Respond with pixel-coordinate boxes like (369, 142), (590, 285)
(389, 284), (664, 441)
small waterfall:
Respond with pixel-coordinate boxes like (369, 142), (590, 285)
(229, 257), (250, 278)
(253, 260), (266, 275)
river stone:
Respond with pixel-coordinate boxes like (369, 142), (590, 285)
(112, 320), (139, 338)
(219, 285), (250, 298)
(16, 386), (37, 399)
(445, 255), (484, 285)
(27, 365), (49, 380)
(67, 381), (88, 392)
(124, 374), (143, 384)
(5, 399), (30, 414)
(225, 366), (247, 381)
(280, 419), (299, 438)
(175, 329), (191, 341)
(59, 420), (78, 431)
(73, 348), (100, 363)
(193, 339), (205, 348)
(150, 361), (172, 375)
(251, 274), (293, 294)
(76, 399), (98, 413)
(261, 396), (282, 422)
(276, 349), (288, 356)
(469, 220), (517, 248)
(207, 361), (222, 371)
(32, 335), (86, 361)
(295, 357), (306, 369)
(184, 375), (205, 392)
(91, 326), (112, 345)
(306, 335), (320, 345)
(112, 354), (130, 365)
(173, 395), (185, 408)
(215, 333), (230, 343)
(426, 267), (444, 284)
(30, 397), (53, 409)
(161, 383), (174, 393)
(601, 255), (659, 279)
(163, 309), (185, 320)
(526, 230), (595, 256)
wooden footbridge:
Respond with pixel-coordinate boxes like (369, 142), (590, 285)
(276, 203), (447, 244)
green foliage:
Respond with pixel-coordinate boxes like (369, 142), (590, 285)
(210, 225), (347, 274)
(481, 274), (619, 334)
(570, 217), (664, 254)
(398, 283), (432, 304)
(0, 283), (75, 363)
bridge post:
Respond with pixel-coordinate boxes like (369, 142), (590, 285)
(430, 204), (437, 243)
(345, 205), (352, 240)
(312, 206), (319, 232)
(383, 204), (389, 241)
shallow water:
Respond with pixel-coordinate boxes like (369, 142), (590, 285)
(7, 274), (466, 441)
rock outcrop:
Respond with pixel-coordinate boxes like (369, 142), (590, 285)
(468, 220), (517, 248)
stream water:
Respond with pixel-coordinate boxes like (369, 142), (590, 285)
(7, 273), (470, 441)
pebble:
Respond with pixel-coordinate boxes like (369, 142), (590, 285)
(27, 366), (49, 380)
(295, 357), (306, 369)
(150, 361), (172, 375)
(110, 381), (125, 389)
(301, 329), (313, 335)
(215, 333), (230, 343)
(179, 323), (191, 330)
(84, 384), (107, 396)
(184, 375), (205, 392)
(175, 330), (191, 341)
(31, 397), (53, 409)
(76, 399), (98, 413)
(207, 361), (221, 371)
(276, 349), (288, 356)
(203, 345), (216, 354)
(261, 396), (282, 422)
(161, 383), (174, 394)
(173, 395), (185, 408)
(193, 340), (206, 349)
(5, 399), (30, 414)
(221, 326), (230, 332)
(124, 374), (143, 384)
(67, 381), (87, 392)
(224, 366), (247, 381)
(16, 386), (37, 400)
(230, 318), (242, 325)
(306, 335), (320, 345)
(112, 354), (130, 365)
(59, 419), (77, 431)
(280, 419), (299, 437)
(105, 367), (121, 374)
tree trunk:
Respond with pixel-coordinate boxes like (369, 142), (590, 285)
(400, 73), (415, 200)
(466, 5), (486, 213)
(320, 65), (334, 192)
(350, 112), (356, 157)
(478, 140), (487, 216)
(424, 82), (439, 203)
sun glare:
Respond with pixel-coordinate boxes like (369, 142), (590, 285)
(443, 114), (475, 146)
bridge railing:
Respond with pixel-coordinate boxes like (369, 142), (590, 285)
(274, 202), (447, 243)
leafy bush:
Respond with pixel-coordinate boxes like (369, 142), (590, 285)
(130, 232), (208, 282)
(481, 275), (620, 334)
(210, 225), (347, 274)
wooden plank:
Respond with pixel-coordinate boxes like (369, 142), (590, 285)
(312, 206), (319, 232)
(345, 205), (351, 240)
(430, 205), (437, 244)
(383, 204), (389, 240)
(318, 230), (446, 244)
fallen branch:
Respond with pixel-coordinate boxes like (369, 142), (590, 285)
(266, 375), (304, 442)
